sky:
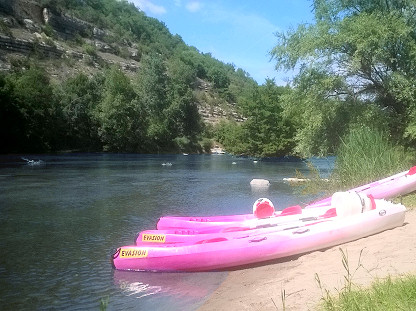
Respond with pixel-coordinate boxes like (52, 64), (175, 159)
(129, 0), (315, 85)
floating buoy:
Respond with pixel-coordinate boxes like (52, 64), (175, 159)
(250, 179), (270, 187)
(283, 177), (310, 183)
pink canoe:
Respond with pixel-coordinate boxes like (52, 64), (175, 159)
(112, 199), (406, 272)
(156, 166), (416, 231)
(136, 207), (336, 245)
(306, 166), (416, 208)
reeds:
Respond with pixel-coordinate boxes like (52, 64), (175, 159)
(332, 127), (413, 189)
(291, 127), (414, 198)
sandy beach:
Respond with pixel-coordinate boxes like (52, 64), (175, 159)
(199, 209), (416, 311)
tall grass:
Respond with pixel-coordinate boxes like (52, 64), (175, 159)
(289, 126), (414, 201)
(332, 126), (413, 190)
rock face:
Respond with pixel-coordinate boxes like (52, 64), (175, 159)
(0, 1), (140, 76)
(0, 0), (243, 125)
(45, 9), (88, 37)
(0, 0), (109, 40)
(0, 0), (43, 24)
(0, 35), (64, 57)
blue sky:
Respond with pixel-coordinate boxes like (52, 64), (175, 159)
(129, 0), (315, 85)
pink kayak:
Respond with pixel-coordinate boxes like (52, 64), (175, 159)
(156, 166), (416, 230)
(136, 207), (336, 245)
(306, 166), (416, 208)
(156, 204), (304, 232)
(112, 199), (406, 272)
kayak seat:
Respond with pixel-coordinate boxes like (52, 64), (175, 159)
(320, 208), (337, 218)
(279, 205), (302, 216)
(407, 166), (416, 175)
(332, 192), (375, 217)
(368, 194), (377, 210)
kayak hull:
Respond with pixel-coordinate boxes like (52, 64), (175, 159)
(113, 201), (406, 272)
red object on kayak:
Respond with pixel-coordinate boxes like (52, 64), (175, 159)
(407, 166), (416, 175)
(253, 198), (275, 218)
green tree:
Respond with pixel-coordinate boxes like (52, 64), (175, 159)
(271, 0), (416, 153)
(96, 67), (146, 151)
(167, 52), (197, 96)
(167, 52), (203, 144)
(240, 79), (295, 157)
(57, 73), (103, 151)
(214, 120), (248, 155)
(136, 53), (171, 151)
(6, 66), (59, 152)
(0, 73), (25, 153)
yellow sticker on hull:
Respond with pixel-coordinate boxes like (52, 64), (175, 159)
(142, 233), (166, 243)
(120, 248), (148, 258)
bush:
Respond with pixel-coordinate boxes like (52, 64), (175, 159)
(83, 43), (97, 56)
(200, 138), (213, 153)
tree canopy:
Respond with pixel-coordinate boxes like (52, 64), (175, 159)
(271, 0), (416, 156)
(5, 0), (416, 157)
(1, 0), (264, 154)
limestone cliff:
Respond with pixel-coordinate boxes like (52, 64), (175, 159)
(0, 0), (245, 125)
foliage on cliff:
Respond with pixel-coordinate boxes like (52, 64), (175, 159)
(0, 0), (269, 154)
(3, 0), (416, 158)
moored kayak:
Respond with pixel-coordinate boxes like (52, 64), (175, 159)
(112, 199), (406, 272)
(136, 207), (336, 245)
(156, 166), (416, 230)
(137, 206), (337, 244)
(306, 166), (416, 208)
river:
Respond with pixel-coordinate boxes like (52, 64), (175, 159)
(0, 153), (334, 310)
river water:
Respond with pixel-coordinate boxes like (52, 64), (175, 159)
(0, 154), (334, 310)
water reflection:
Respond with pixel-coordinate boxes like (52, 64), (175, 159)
(113, 270), (226, 310)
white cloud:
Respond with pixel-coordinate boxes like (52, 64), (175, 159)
(186, 1), (203, 13)
(133, 0), (167, 15)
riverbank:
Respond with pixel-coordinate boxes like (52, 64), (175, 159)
(199, 209), (416, 311)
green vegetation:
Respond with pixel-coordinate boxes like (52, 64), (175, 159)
(271, 0), (416, 158)
(291, 126), (414, 200)
(3, 0), (416, 158)
(216, 79), (294, 157)
(215, 79), (295, 157)
(1, 0), (261, 154)
(316, 248), (416, 311)
(320, 275), (416, 311)
(332, 126), (414, 189)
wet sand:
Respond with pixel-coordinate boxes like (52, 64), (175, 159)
(199, 210), (416, 311)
